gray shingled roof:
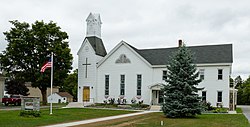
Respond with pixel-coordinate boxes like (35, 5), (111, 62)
(86, 36), (107, 57)
(57, 92), (73, 98)
(128, 43), (233, 65)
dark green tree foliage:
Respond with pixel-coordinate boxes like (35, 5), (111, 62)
(61, 69), (78, 100)
(0, 20), (73, 104)
(230, 77), (234, 87)
(235, 75), (243, 88)
(237, 76), (250, 105)
(6, 79), (29, 96)
(161, 45), (203, 118)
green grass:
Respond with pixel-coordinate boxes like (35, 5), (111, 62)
(237, 107), (243, 113)
(0, 108), (136, 127)
(102, 113), (250, 127)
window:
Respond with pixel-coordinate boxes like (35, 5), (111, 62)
(199, 69), (205, 80)
(137, 75), (142, 96)
(217, 91), (222, 102)
(218, 69), (223, 80)
(120, 75), (125, 95)
(105, 75), (109, 95)
(202, 91), (206, 102)
(162, 70), (167, 80)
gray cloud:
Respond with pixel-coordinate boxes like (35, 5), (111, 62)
(0, 0), (250, 80)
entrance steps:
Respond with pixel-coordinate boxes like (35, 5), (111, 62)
(83, 102), (94, 107)
(150, 105), (161, 111)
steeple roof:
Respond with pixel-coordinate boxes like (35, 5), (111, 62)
(86, 36), (107, 57)
(86, 13), (102, 24)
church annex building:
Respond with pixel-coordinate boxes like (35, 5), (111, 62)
(77, 13), (233, 108)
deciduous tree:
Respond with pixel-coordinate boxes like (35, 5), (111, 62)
(0, 20), (73, 105)
(237, 76), (250, 105)
(61, 69), (77, 100)
(5, 79), (29, 96)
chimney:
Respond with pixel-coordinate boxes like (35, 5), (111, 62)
(178, 39), (183, 47)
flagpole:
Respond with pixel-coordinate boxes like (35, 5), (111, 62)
(50, 52), (53, 115)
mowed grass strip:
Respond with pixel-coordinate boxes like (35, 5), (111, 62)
(0, 108), (136, 127)
(83, 112), (250, 127)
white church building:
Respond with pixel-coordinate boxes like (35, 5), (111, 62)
(77, 13), (233, 108)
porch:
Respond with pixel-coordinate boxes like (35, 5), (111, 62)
(149, 83), (164, 105)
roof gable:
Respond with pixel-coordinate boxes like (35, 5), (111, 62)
(97, 41), (152, 68)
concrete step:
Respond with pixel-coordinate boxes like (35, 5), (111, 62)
(83, 102), (94, 107)
(65, 102), (94, 108)
(150, 105), (161, 111)
(66, 102), (84, 108)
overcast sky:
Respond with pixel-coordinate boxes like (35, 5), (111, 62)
(1, 0), (250, 80)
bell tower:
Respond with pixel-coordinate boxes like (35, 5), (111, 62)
(77, 13), (106, 104)
(86, 13), (102, 38)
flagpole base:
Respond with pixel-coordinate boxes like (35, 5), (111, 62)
(50, 103), (53, 115)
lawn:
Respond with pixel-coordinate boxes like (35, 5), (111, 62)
(84, 112), (250, 127)
(237, 107), (243, 113)
(0, 108), (136, 127)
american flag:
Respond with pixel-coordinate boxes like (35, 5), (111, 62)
(40, 59), (52, 72)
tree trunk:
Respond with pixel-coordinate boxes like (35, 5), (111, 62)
(40, 88), (47, 105)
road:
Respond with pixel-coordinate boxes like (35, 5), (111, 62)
(0, 104), (62, 111)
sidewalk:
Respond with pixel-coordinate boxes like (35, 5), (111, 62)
(238, 105), (250, 123)
(43, 111), (153, 127)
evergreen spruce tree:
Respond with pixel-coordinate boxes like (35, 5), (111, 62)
(161, 44), (203, 118)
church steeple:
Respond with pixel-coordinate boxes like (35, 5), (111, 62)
(86, 13), (102, 38)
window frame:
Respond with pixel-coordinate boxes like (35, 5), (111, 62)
(218, 69), (223, 80)
(137, 74), (142, 96)
(120, 75), (125, 95)
(202, 91), (206, 102)
(199, 69), (205, 80)
(105, 75), (109, 95)
(217, 91), (222, 102)
(162, 70), (167, 80)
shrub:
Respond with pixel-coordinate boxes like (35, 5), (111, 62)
(122, 99), (127, 104)
(138, 100), (143, 104)
(130, 103), (149, 109)
(212, 108), (228, 113)
(108, 98), (115, 104)
(203, 102), (215, 111)
(117, 98), (121, 104)
(117, 98), (127, 104)
(103, 100), (108, 104)
(131, 98), (136, 104)
(20, 111), (41, 117)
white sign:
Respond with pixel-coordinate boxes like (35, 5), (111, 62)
(25, 102), (34, 110)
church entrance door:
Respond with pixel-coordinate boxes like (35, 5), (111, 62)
(152, 90), (163, 105)
(149, 83), (164, 105)
(83, 86), (90, 102)
(152, 90), (158, 105)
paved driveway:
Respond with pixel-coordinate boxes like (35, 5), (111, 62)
(0, 104), (21, 110)
(238, 105), (250, 123)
